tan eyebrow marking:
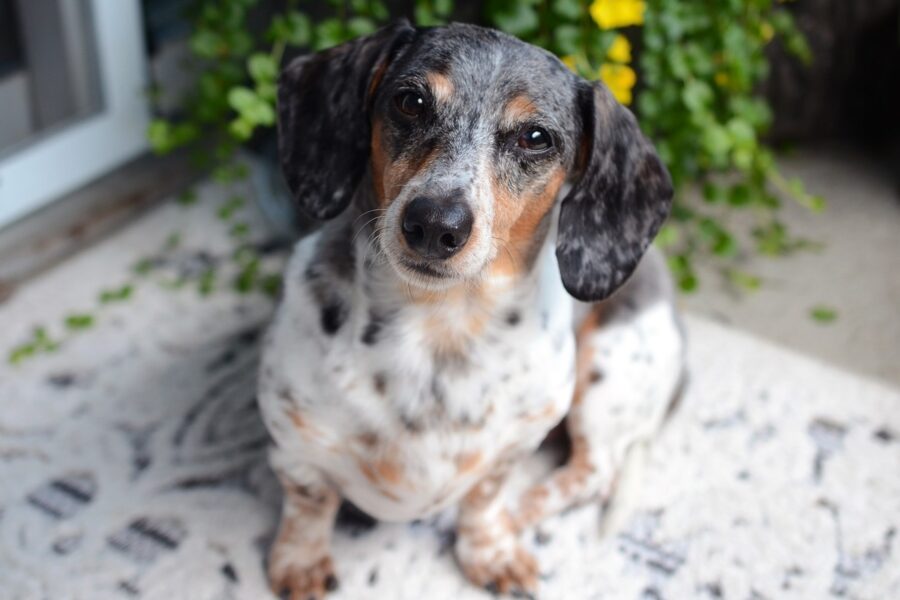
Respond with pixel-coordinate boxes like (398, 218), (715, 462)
(503, 95), (539, 125)
(426, 71), (454, 102)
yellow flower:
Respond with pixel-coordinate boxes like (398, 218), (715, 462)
(600, 63), (636, 105)
(606, 34), (631, 63)
(561, 55), (578, 72)
(590, 0), (645, 30)
(760, 21), (774, 42)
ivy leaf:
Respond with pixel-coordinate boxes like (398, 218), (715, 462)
(347, 16), (377, 37)
(99, 284), (134, 304)
(809, 306), (837, 324)
(486, 0), (539, 36)
(314, 19), (347, 50)
(65, 314), (95, 331)
(248, 53), (277, 85)
(552, 0), (582, 20)
(268, 11), (312, 46)
(553, 25), (581, 55)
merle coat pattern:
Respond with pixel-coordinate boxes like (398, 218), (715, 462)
(260, 21), (684, 599)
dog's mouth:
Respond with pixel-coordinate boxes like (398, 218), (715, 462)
(398, 258), (450, 280)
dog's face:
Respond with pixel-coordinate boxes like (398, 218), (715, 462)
(278, 22), (673, 301)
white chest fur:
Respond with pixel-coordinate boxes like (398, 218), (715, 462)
(258, 233), (575, 521)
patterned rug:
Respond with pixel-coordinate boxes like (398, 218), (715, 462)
(1, 181), (898, 599)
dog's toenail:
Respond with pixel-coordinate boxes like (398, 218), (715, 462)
(324, 574), (339, 591)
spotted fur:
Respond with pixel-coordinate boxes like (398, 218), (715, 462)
(261, 22), (683, 599)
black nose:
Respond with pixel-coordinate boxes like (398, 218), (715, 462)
(401, 196), (474, 260)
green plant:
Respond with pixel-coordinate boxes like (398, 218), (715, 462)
(7, 0), (823, 365)
(148, 0), (818, 295)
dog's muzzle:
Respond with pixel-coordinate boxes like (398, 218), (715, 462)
(401, 196), (473, 260)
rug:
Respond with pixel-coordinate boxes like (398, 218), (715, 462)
(1, 181), (897, 599)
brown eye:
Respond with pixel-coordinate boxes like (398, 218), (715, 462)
(517, 127), (552, 152)
(396, 91), (425, 116)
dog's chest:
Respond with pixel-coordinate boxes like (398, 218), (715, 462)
(258, 244), (575, 521)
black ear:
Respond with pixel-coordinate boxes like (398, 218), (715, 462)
(277, 21), (417, 220)
(556, 81), (674, 302)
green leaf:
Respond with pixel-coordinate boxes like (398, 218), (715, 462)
(9, 343), (37, 365)
(217, 196), (246, 220)
(248, 53), (277, 84)
(347, 16), (377, 37)
(810, 305), (838, 324)
(65, 314), (95, 331)
(259, 273), (283, 298)
(553, 25), (581, 56)
(230, 222), (250, 239)
(227, 87), (258, 113)
(552, 0), (582, 20)
(164, 232), (181, 251)
(314, 19), (347, 50)
(133, 258), (155, 276)
(99, 284), (134, 304)
(176, 189), (198, 206)
(268, 11), (312, 46)
(487, 0), (539, 36)
(728, 270), (761, 292)
(198, 269), (216, 296)
(681, 80), (712, 111)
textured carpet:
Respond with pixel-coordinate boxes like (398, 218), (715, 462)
(1, 183), (898, 599)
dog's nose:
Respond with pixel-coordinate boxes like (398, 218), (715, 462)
(401, 197), (473, 259)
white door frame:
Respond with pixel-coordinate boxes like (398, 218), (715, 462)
(0, 0), (149, 229)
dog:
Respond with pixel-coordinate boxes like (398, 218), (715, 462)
(258, 21), (684, 599)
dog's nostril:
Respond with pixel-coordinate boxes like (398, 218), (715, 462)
(439, 233), (458, 249)
(403, 221), (425, 242)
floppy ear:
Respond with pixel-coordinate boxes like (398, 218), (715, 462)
(277, 21), (416, 220)
(556, 81), (674, 302)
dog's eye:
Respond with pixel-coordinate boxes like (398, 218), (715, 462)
(396, 91), (425, 117)
(517, 127), (552, 152)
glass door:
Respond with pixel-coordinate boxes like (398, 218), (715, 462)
(0, 0), (149, 229)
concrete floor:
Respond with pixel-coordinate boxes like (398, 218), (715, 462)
(682, 146), (900, 387)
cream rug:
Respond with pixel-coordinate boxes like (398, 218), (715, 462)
(1, 182), (898, 599)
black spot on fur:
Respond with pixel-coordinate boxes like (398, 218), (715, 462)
(874, 427), (895, 443)
(362, 310), (389, 345)
(506, 310), (521, 326)
(47, 373), (76, 388)
(221, 563), (239, 583)
(373, 373), (387, 395)
(320, 303), (347, 335)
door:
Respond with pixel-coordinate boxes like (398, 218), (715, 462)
(0, 0), (149, 229)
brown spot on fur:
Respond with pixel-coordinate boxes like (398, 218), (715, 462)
(555, 434), (594, 496)
(356, 431), (379, 449)
(455, 451), (483, 475)
(373, 372), (387, 395)
(287, 408), (316, 435)
(490, 165), (567, 277)
(426, 71), (453, 102)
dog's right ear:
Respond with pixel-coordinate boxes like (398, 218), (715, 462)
(277, 20), (417, 220)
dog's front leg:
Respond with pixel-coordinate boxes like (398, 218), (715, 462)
(456, 465), (539, 597)
(268, 464), (340, 600)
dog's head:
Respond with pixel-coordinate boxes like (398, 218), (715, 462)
(278, 22), (673, 301)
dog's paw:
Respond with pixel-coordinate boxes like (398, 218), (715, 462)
(458, 544), (539, 597)
(268, 554), (339, 600)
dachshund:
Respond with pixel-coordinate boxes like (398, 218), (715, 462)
(258, 21), (684, 598)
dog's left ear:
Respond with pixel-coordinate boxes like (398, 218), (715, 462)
(556, 81), (674, 302)
(277, 20), (417, 220)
